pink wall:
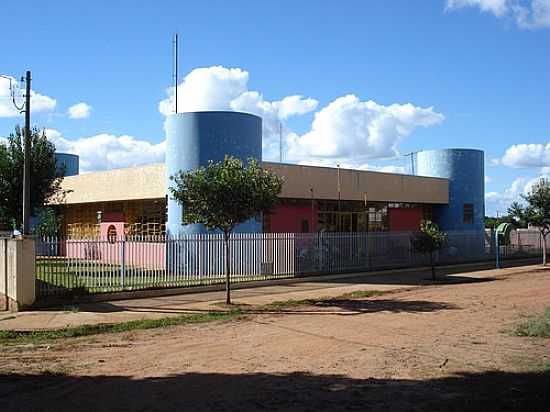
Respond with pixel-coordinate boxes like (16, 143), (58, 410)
(65, 240), (166, 269)
(269, 204), (318, 233)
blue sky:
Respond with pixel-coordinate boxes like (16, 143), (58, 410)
(1, 0), (549, 215)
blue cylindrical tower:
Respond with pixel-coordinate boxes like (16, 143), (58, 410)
(165, 111), (262, 234)
(415, 148), (485, 232)
(55, 153), (79, 176)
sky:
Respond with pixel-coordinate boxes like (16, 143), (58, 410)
(1, 0), (549, 216)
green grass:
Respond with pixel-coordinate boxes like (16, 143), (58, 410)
(36, 257), (291, 295)
(0, 310), (242, 346)
(515, 308), (550, 338)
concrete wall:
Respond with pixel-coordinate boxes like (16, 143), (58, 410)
(165, 111), (263, 234)
(264, 162), (449, 204)
(415, 149), (485, 231)
(0, 238), (36, 311)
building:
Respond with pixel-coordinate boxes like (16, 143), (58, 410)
(51, 111), (484, 239)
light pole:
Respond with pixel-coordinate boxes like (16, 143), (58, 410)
(1, 72), (31, 235)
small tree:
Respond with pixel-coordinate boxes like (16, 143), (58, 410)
(0, 126), (64, 228)
(508, 179), (550, 266)
(33, 207), (62, 237)
(411, 220), (447, 280)
(170, 156), (283, 304)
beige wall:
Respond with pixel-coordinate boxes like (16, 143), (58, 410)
(0, 238), (36, 311)
(264, 162), (448, 204)
(57, 163), (166, 204)
(55, 161), (448, 206)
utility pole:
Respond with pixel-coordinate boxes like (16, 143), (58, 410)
(22, 70), (31, 236)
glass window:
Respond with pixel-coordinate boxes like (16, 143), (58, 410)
(464, 203), (474, 224)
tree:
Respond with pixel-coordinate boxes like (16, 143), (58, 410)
(33, 207), (62, 237)
(411, 220), (447, 280)
(508, 179), (550, 266)
(0, 126), (64, 229)
(170, 156), (283, 304)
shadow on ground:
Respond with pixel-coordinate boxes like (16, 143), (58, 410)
(73, 298), (459, 316)
(1, 370), (548, 411)
(298, 298), (459, 314)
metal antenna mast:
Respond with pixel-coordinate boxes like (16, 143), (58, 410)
(173, 33), (178, 113)
(279, 122), (283, 163)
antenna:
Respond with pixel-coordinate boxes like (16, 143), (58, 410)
(173, 33), (178, 113)
(403, 151), (419, 175)
(279, 122), (283, 163)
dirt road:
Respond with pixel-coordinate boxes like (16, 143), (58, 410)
(1, 267), (550, 411)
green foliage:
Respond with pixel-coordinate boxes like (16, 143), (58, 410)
(509, 179), (550, 236)
(0, 126), (64, 228)
(484, 214), (519, 229)
(33, 207), (61, 236)
(411, 221), (447, 280)
(508, 179), (550, 264)
(170, 156), (283, 235)
(515, 308), (550, 338)
(411, 221), (447, 255)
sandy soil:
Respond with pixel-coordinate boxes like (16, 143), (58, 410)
(1, 268), (550, 411)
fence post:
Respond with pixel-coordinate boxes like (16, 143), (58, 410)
(120, 235), (126, 288)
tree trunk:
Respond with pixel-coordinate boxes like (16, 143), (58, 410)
(542, 233), (547, 266)
(224, 231), (231, 304)
(430, 252), (435, 280)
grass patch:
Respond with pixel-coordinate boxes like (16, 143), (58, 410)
(515, 308), (550, 338)
(0, 310), (242, 346)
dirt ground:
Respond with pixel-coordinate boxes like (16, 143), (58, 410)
(1, 267), (550, 411)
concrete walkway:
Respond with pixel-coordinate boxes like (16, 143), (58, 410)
(0, 260), (539, 331)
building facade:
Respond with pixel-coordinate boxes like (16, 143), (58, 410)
(51, 111), (484, 239)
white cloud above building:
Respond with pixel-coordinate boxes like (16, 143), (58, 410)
(45, 129), (165, 173)
(67, 102), (92, 119)
(501, 143), (550, 168)
(159, 66), (444, 169)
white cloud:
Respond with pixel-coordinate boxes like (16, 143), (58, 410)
(501, 143), (550, 168)
(285, 95), (444, 165)
(446, 0), (550, 29)
(485, 174), (548, 214)
(0, 76), (56, 117)
(485, 175), (492, 183)
(45, 129), (165, 173)
(446, 0), (509, 16)
(67, 102), (92, 119)
(296, 158), (408, 174)
(158, 66), (443, 169)
(159, 66), (319, 158)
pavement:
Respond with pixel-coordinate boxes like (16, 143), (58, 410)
(0, 260), (540, 331)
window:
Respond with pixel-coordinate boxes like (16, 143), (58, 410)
(107, 225), (118, 243)
(464, 203), (474, 224)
